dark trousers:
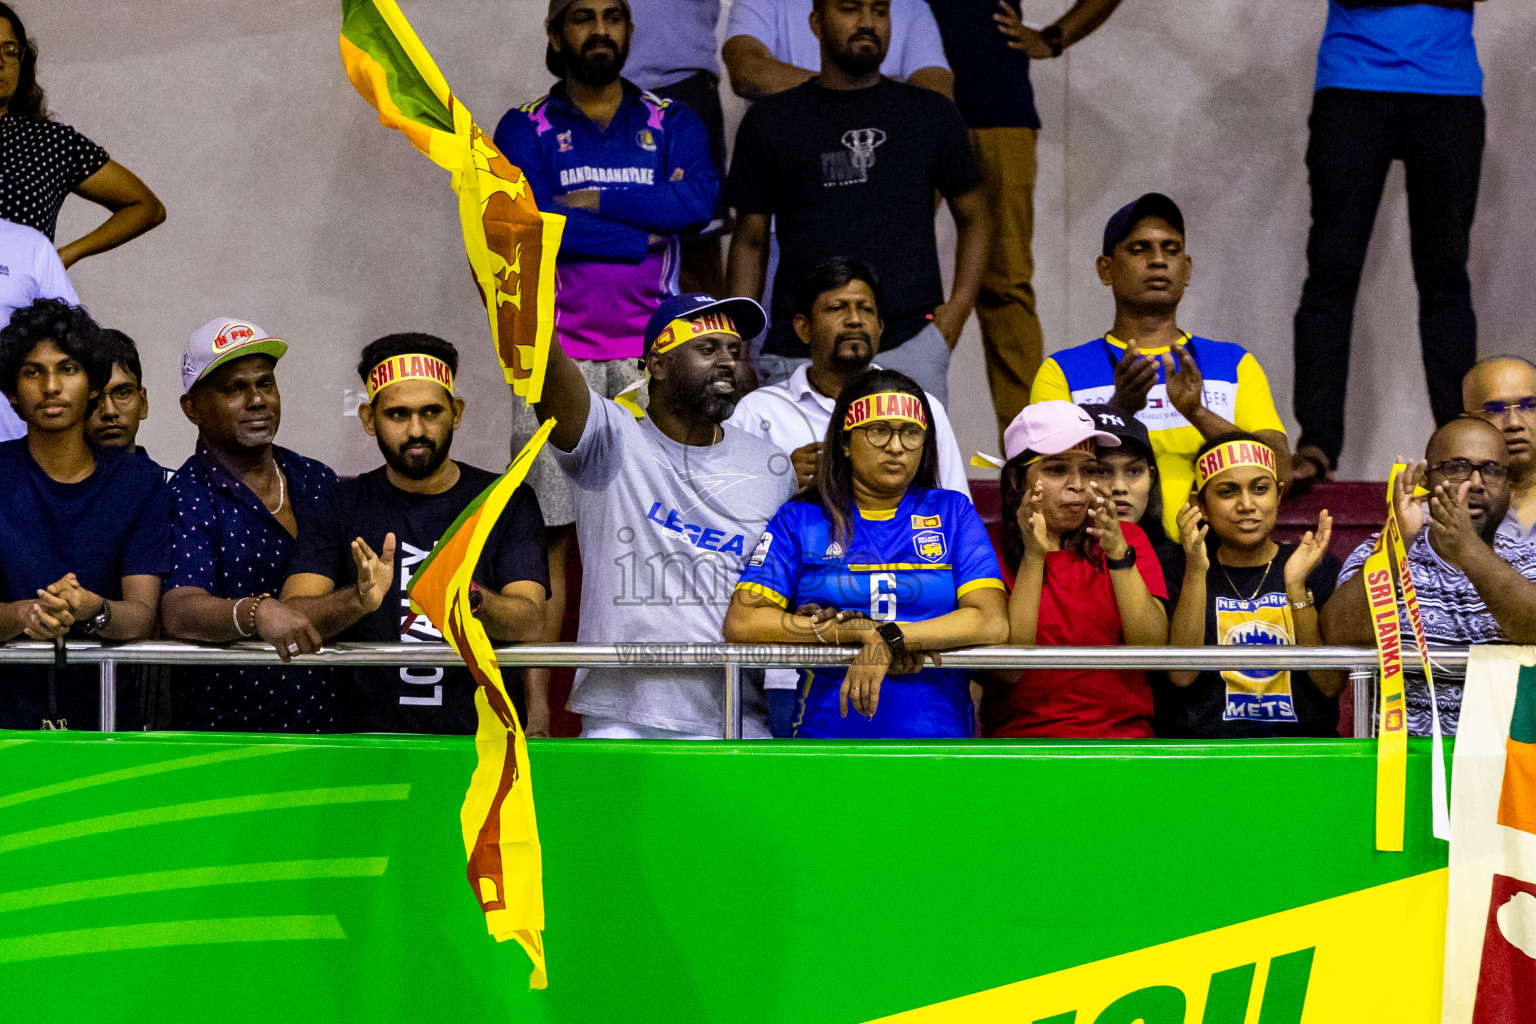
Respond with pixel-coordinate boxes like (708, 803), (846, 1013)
(1292, 88), (1485, 465)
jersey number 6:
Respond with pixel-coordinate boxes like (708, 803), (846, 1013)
(870, 573), (898, 622)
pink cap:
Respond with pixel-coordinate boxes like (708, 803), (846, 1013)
(1002, 401), (1120, 463)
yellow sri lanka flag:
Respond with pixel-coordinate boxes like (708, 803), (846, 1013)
(340, 0), (565, 402)
(408, 421), (556, 988)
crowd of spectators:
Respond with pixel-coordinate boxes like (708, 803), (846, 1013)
(0, 0), (1530, 742)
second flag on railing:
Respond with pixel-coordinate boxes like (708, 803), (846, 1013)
(408, 420), (556, 988)
(339, 0), (565, 402)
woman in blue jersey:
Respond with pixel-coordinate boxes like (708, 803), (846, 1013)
(723, 370), (1009, 738)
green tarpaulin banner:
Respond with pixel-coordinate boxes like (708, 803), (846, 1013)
(0, 732), (1450, 1022)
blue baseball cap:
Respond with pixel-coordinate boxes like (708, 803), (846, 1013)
(1102, 192), (1185, 257)
(643, 293), (767, 356)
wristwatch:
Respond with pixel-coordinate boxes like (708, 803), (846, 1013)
(82, 599), (112, 636)
(1040, 24), (1065, 58)
(1291, 590), (1316, 612)
(1104, 547), (1138, 571)
(875, 621), (907, 657)
(467, 581), (485, 617)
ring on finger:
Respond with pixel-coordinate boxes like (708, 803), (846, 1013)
(287, 643), (300, 655)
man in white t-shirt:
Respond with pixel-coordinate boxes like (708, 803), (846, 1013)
(725, 256), (970, 736)
(0, 218), (78, 440)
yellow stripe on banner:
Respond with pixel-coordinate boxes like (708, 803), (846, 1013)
(1367, 464), (1409, 851)
(736, 582), (789, 609)
(956, 578), (1007, 598)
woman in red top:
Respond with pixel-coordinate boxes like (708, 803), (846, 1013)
(981, 401), (1170, 738)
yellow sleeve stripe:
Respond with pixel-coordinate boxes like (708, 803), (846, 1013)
(956, 578), (1007, 597)
(847, 563), (952, 571)
(735, 581), (789, 608)
(1233, 352), (1287, 436)
(1028, 358), (1071, 405)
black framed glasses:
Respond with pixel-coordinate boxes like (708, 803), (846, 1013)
(1482, 396), (1536, 417)
(100, 384), (144, 407)
(855, 422), (926, 451)
(1428, 459), (1509, 484)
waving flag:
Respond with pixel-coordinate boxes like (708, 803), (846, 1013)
(408, 421), (557, 988)
(340, 0), (564, 401)
(1443, 646), (1536, 1023)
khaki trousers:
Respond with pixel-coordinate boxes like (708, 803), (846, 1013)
(972, 127), (1045, 448)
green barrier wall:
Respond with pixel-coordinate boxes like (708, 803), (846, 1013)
(0, 733), (1449, 1023)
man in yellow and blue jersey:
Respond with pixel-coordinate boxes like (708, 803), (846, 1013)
(1030, 193), (1291, 540)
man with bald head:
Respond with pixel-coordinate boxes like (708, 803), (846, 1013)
(1323, 417), (1536, 736)
(1464, 355), (1536, 546)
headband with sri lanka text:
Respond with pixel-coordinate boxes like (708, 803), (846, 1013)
(1194, 439), (1276, 490)
(651, 312), (740, 355)
(365, 354), (455, 403)
(844, 391), (928, 432)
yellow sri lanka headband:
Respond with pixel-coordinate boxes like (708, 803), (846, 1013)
(650, 312), (740, 355)
(365, 353), (454, 403)
(1195, 439), (1276, 490)
(844, 391), (928, 432)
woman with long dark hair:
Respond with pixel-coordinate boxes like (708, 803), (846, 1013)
(1160, 431), (1344, 737)
(0, 3), (163, 264)
(724, 369), (1008, 738)
(982, 400), (1170, 738)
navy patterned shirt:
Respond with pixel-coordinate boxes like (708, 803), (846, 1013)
(165, 442), (339, 732)
(1339, 529), (1536, 737)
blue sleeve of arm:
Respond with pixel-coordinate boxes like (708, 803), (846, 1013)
(597, 105), (719, 235)
(735, 507), (803, 609)
(493, 108), (650, 262)
(950, 498), (1004, 593)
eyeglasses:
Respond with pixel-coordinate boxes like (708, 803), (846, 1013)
(855, 422), (926, 451)
(1428, 459), (1509, 484)
(0, 43), (22, 66)
(100, 384), (143, 407)
(1482, 396), (1536, 417)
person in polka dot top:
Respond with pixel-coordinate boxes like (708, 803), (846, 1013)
(0, 3), (164, 263)
(160, 317), (341, 734)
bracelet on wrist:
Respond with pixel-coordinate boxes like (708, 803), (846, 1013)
(232, 597), (251, 638)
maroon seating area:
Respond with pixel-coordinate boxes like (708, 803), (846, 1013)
(548, 480), (1390, 739)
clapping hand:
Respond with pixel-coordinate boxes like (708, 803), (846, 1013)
(1428, 481), (1481, 569)
(1161, 342), (1205, 418)
(1111, 342), (1158, 416)
(1018, 481), (1051, 560)
(1284, 509), (1333, 591)
(1392, 460), (1428, 537)
(790, 442), (822, 490)
(351, 533), (397, 613)
(1086, 482), (1129, 561)
(1176, 500), (1210, 574)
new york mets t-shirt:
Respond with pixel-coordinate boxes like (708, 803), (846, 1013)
(736, 488), (1003, 739)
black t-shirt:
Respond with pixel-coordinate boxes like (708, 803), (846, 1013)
(924, 0), (1042, 130)
(725, 78), (981, 356)
(287, 463), (549, 735)
(1158, 542), (1344, 739)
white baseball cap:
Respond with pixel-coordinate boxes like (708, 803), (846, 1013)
(181, 317), (288, 392)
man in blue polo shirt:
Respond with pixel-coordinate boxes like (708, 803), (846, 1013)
(1290, 0), (1487, 487)
(1031, 194), (1291, 541)
(160, 317), (340, 733)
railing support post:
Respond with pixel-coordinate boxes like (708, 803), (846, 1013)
(1350, 668), (1374, 739)
(723, 659), (742, 740)
(99, 657), (118, 733)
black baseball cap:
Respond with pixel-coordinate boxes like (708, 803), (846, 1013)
(642, 293), (766, 355)
(1101, 193), (1185, 257)
(1079, 403), (1155, 463)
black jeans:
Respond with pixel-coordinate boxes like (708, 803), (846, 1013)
(1292, 88), (1485, 466)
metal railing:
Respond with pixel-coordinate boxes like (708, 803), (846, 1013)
(1, 641), (1463, 738)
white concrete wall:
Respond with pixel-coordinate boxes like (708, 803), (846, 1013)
(36, 0), (1536, 479)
